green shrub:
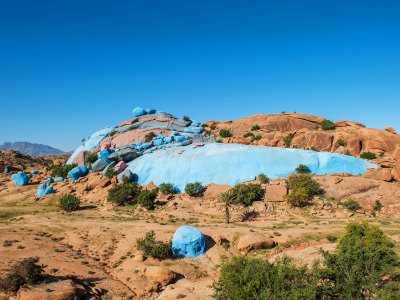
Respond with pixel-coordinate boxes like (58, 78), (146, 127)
(257, 173), (270, 184)
(50, 163), (77, 178)
(104, 167), (117, 179)
(183, 116), (191, 122)
(320, 119), (336, 130)
(284, 133), (294, 148)
(326, 234), (338, 243)
(252, 135), (261, 141)
(144, 131), (156, 142)
(0, 257), (44, 292)
(243, 132), (255, 138)
(373, 200), (383, 214)
(342, 199), (361, 212)
(337, 139), (347, 147)
(216, 138), (223, 143)
(159, 182), (176, 195)
(185, 182), (205, 197)
(107, 182), (142, 206)
(360, 151), (377, 160)
(212, 256), (317, 300)
(230, 184), (264, 206)
(286, 174), (320, 207)
(251, 124), (260, 131)
(136, 230), (170, 259)
(210, 124), (217, 130)
(137, 189), (158, 210)
(85, 153), (98, 164)
(58, 195), (80, 212)
(320, 222), (399, 299)
(295, 164), (311, 174)
(219, 129), (232, 138)
(109, 130), (117, 137)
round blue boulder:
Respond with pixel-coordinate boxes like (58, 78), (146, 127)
(132, 107), (146, 117)
(171, 226), (205, 257)
(11, 172), (30, 186)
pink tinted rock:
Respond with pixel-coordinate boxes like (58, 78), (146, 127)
(114, 161), (127, 173)
(72, 150), (88, 166)
(110, 129), (166, 148)
(119, 117), (139, 127)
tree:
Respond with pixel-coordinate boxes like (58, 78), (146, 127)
(219, 190), (237, 224)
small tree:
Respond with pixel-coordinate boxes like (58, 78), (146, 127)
(104, 167), (117, 179)
(285, 174), (320, 207)
(295, 164), (311, 174)
(137, 189), (158, 210)
(136, 230), (170, 259)
(50, 163), (77, 178)
(230, 184), (264, 206)
(219, 190), (237, 224)
(251, 124), (260, 131)
(257, 173), (270, 184)
(320, 119), (336, 130)
(85, 153), (98, 164)
(158, 182), (176, 195)
(107, 182), (142, 206)
(185, 182), (205, 197)
(219, 129), (232, 138)
(373, 200), (383, 215)
(58, 195), (80, 212)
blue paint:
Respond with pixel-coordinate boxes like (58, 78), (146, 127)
(11, 172), (30, 186)
(68, 165), (88, 182)
(127, 143), (376, 192)
(172, 226), (205, 257)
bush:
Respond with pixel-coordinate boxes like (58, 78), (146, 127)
(144, 131), (156, 142)
(50, 163), (77, 178)
(136, 230), (170, 259)
(286, 174), (320, 207)
(212, 256), (317, 300)
(58, 195), (80, 212)
(104, 167), (117, 179)
(252, 135), (261, 141)
(320, 119), (336, 130)
(85, 153), (98, 164)
(0, 257), (44, 292)
(373, 200), (383, 214)
(342, 199), (361, 212)
(210, 124), (217, 130)
(251, 124), (260, 131)
(243, 132), (255, 138)
(185, 182), (205, 197)
(360, 151), (377, 160)
(107, 182), (142, 206)
(137, 189), (158, 210)
(158, 182), (176, 195)
(320, 222), (399, 299)
(257, 173), (270, 184)
(295, 164), (311, 174)
(219, 129), (232, 138)
(337, 139), (347, 147)
(284, 133), (294, 148)
(230, 184), (264, 206)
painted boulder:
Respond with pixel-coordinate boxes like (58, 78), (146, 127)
(132, 107), (146, 117)
(36, 183), (55, 197)
(11, 172), (30, 186)
(171, 226), (205, 257)
(68, 165), (88, 182)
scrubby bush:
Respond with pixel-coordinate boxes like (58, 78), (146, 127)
(320, 119), (336, 130)
(284, 133), (294, 148)
(137, 189), (158, 210)
(0, 257), (44, 292)
(212, 256), (318, 300)
(373, 200), (383, 214)
(251, 124), (260, 131)
(230, 184), (264, 206)
(185, 182), (205, 197)
(320, 222), (399, 299)
(136, 230), (170, 259)
(342, 199), (361, 212)
(337, 139), (347, 147)
(104, 167), (117, 179)
(144, 131), (156, 142)
(243, 132), (255, 138)
(257, 173), (270, 184)
(210, 124), (217, 130)
(360, 151), (377, 160)
(58, 195), (80, 212)
(219, 129), (232, 138)
(252, 135), (262, 141)
(295, 164), (311, 174)
(85, 153), (98, 164)
(158, 182), (176, 195)
(50, 163), (77, 178)
(285, 174), (320, 207)
(107, 182), (142, 206)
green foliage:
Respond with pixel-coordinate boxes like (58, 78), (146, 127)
(360, 151), (377, 160)
(0, 257), (44, 292)
(183, 115), (191, 122)
(210, 124), (217, 130)
(50, 163), (77, 178)
(342, 199), (361, 212)
(252, 135), (261, 141)
(185, 182), (205, 197)
(104, 167), (117, 179)
(320, 119), (336, 130)
(337, 139), (347, 147)
(219, 190), (237, 224)
(295, 164), (311, 174)
(286, 174), (320, 207)
(257, 173), (270, 184)
(216, 138), (223, 143)
(85, 153), (98, 164)
(243, 132), (255, 138)
(251, 124), (260, 131)
(229, 183), (265, 206)
(219, 129), (232, 138)
(137, 189), (158, 210)
(58, 195), (80, 212)
(136, 230), (170, 259)
(158, 182), (176, 195)
(284, 133), (294, 148)
(319, 222), (399, 299)
(212, 256), (318, 300)
(109, 130), (118, 137)
(107, 182), (142, 206)
(144, 131), (156, 142)
(373, 200), (383, 213)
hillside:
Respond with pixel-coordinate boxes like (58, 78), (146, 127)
(0, 141), (65, 156)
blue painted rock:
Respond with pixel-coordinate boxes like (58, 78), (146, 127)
(132, 107), (146, 117)
(11, 172), (30, 186)
(171, 226), (205, 257)
(44, 178), (54, 186)
(30, 170), (39, 175)
(36, 183), (55, 197)
(68, 165), (88, 182)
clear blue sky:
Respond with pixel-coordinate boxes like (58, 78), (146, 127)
(0, 0), (399, 151)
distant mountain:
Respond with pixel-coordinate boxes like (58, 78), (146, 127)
(0, 141), (66, 156)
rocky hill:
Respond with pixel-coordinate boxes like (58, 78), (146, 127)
(0, 142), (65, 156)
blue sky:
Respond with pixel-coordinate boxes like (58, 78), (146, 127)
(0, 0), (399, 151)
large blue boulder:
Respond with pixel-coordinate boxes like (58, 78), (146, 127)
(54, 177), (65, 182)
(98, 148), (113, 163)
(171, 226), (205, 257)
(36, 183), (55, 197)
(184, 126), (203, 134)
(11, 172), (30, 186)
(145, 108), (156, 114)
(68, 165), (88, 182)
(44, 178), (54, 186)
(132, 107), (146, 117)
